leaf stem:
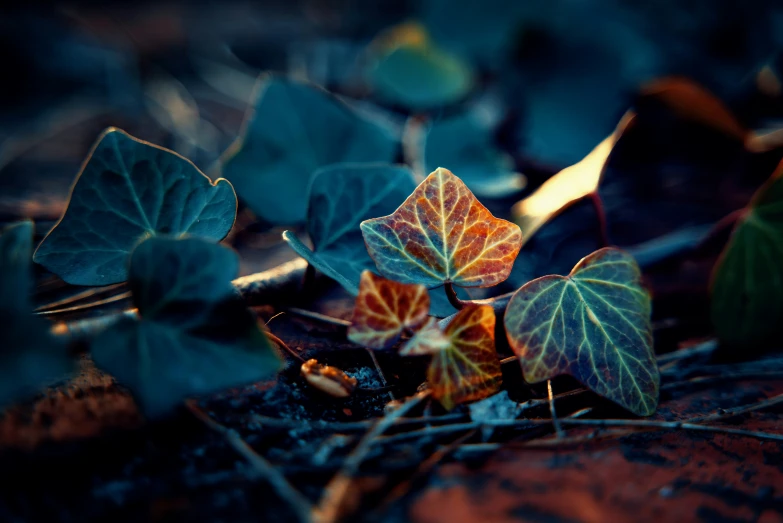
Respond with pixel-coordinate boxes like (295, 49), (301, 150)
(185, 400), (313, 523)
(589, 192), (610, 248)
(548, 380), (565, 438)
(444, 282), (465, 311)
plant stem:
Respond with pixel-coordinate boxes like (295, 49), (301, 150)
(444, 282), (465, 311)
(589, 191), (611, 248)
(185, 400), (313, 523)
(548, 380), (565, 438)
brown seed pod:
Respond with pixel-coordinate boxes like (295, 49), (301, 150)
(300, 359), (357, 398)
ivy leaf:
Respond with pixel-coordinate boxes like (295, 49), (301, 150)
(33, 128), (236, 286)
(221, 75), (399, 224)
(91, 236), (281, 417)
(420, 112), (526, 198)
(504, 248), (658, 416)
(361, 167), (523, 289)
(511, 113), (632, 246)
(1, 221), (74, 408)
(366, 23), (474, 110)
(424, 304), (502, 410)
(711, 164), (783, 346)
(347, 270), (430, 350)
(283, 163), (417, 295)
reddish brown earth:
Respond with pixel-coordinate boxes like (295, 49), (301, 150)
(411, 381), (783, 523)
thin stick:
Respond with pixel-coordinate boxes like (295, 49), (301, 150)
(444, 282), (465, 311)
(35, 291), (132, 316)
(266, 331), (306, 363)
(548, 380), (565, 438)
(689, 392), (783, 423)
(662, 371), (783, 390)
(560, 418), (783, 442)
(35, 282), (127, 312)
(286, 308), (351, 328)
(366, 349), (395, 401)
(186, 401), (313, 523)
(313, 391), (430, 523)
(250, 412), (466, 431)
(378, 429), (477, 509)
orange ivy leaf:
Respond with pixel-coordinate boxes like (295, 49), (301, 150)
(424, 304), (502, 410)
(361, 167), (522, 288)
(347, 270), (430, 349)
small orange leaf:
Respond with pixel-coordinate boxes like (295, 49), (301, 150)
(639, 77), (748, 143)
(347, 270), (430, 349)
(426, 304), (502, 410)
(361, 168), (522, 288)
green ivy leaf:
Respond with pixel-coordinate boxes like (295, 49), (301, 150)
(361, 167), (523, 289)
(504, 247), (658, 416)
(91, 236), (281, 417)
(283, 163), (416, 294)
(33, 128), (237, 286)
(367, 33), (474, 110)
(711, 166), (783, 346)
(422, 112), (525, 198)
(282, 163), (458, 316)
(221, 75), (399, 224)
(1, 221), (74, 408)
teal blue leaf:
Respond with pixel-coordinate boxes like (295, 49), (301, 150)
(422, 112), (526, 198)
(91, 236), (281, 417)
(285, 163), (416, 293)
(1, 221), (74, 408)
(220, 75), (399, 224)
(367, 43), (474, 110)
(282, 163), (457, 316)
(504, 248), (658, 416)
(33, 128), (237, 286)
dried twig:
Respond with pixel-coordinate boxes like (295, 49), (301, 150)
(378, 428), (478, 510)
(266, 331), (306, 363)
(560, 418), (783, 442)
(186, 400), (313, 523)
(689, 392), (783, 423)
(286, 307), (351, 328)
(366, 349), (395, 401)
(662, 371), (783, 390)
(313, 391), (430, 523)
